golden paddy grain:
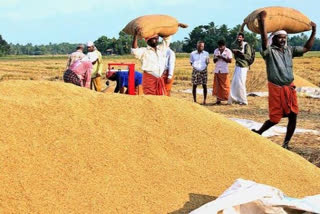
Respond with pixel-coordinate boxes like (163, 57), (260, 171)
(1, 80), (320, 213)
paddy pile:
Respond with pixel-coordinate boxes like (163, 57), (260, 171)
(1, 80), (320, 213)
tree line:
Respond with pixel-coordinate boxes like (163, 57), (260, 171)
(1, 22), (320, 56)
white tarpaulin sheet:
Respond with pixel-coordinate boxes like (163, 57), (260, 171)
(181, 89), (258, 96)
(247, 92), (269, 97)
(230, 118), (319, 137)
(296, 87), (320, 99)
(181, 87), (320, 99)
(190, 179), (320, 214)
(181, 88), (213, 95)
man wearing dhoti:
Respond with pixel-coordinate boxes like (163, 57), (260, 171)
(131, 29), (171, 95)
(228, 33), (252, 105)
(252, 11), (317, 149)
(213, 40), (232, 105)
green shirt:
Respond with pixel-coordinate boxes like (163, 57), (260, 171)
(261, 45), (304, 86)
(232, 42), (252, 68)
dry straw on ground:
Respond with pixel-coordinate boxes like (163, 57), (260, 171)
(1, 80), (320, 213)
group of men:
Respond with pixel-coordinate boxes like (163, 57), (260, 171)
(131, 30), (253, 105)
(129, 28), (250, 103)
(190, 33), (252, 106)
(189, 17), (316, 149)
(129, 12), (317, 150)
(64, 33), (177, 96)
(64, 12), (316, 149)
(64, 41), (103, 91)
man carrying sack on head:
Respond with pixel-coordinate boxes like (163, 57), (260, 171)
(252, 11), (317, 149)
(131, 28), (171, 96)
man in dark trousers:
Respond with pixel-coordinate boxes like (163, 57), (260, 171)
(252, 10), (316, 149)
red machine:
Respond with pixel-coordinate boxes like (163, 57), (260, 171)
(107, 63), (136, 95)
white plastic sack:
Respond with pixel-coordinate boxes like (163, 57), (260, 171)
(190, 179), (320, 214)
(230, 118), (319, 137)
(182, 87), (320, 100)
(181, 88), (213, 95)
(296, 87), (320, 99)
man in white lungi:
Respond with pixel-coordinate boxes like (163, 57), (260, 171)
(228, 33), (252, 105)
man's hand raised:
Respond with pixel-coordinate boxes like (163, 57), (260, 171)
(311, 21), (317, 32)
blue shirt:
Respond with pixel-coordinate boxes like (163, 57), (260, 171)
(114, 71), (142, 93)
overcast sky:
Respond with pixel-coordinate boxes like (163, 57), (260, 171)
(0, 0), (318, 44)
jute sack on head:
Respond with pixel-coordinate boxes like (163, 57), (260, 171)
(123, 14), (188, 39)
(241, 7), (312, 34)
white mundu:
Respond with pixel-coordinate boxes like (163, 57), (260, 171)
(228, 66), (248, 105)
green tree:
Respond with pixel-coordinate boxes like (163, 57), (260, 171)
(183, 22), (259, 53)
(0, 35), (10, 56)
(170, 41), (184, 52)
(288, 33), (308, 46)
(94, 36), (114, 55)
(311, 38), (320, 51)
(183, 25), (207, 52)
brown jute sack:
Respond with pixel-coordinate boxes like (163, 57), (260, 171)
(123, 14), (188, 39)
(241, 7), (312, 34)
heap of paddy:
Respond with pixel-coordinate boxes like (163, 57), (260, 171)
(1, 80), (320, 213)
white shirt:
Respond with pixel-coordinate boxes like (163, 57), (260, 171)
(131, 36), (171, 78)
(85, 51), (99, 63)
(213, 47), (232, 74)
(165, 48), (176, 79)
(190, 50), (209, 71)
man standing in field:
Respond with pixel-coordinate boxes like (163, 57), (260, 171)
(252, 11), (317, 149)
(213, 40), (232, 105)
(66, 44), (85, 69)
(228, 33), (252, 105)
(87, 41), (103, 92)
(131, 29), (171, 95)
(162, 47), (176, 96)
(190, 41), (210, 105)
